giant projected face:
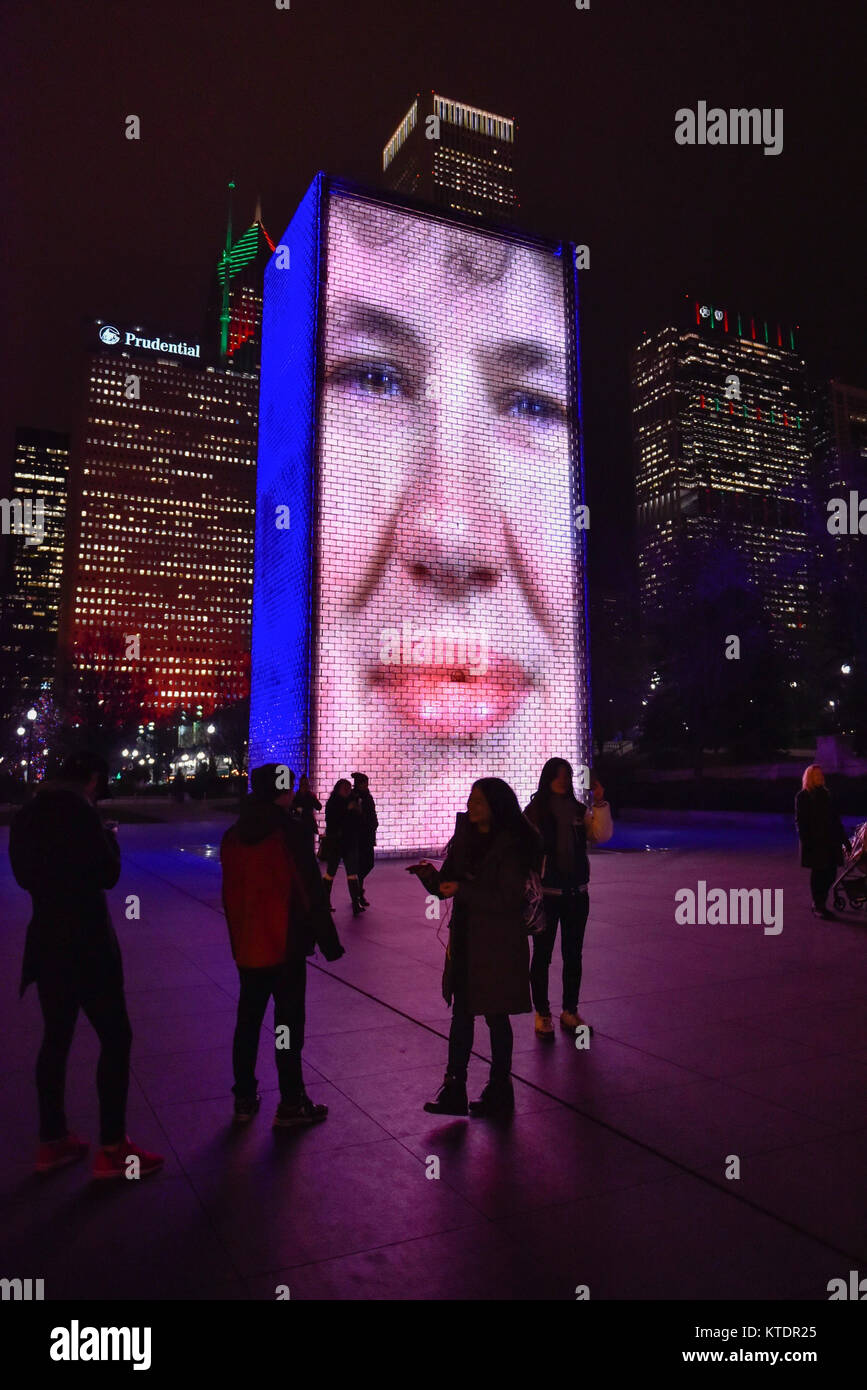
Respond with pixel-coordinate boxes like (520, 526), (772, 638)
(315, 195), (583, 852)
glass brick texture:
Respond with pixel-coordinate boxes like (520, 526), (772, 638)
(251, 181), (589, 853)
(249, 177), (322, 774)
(315, 189), (587, 852)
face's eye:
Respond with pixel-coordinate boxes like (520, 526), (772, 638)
(329, 360), (410, 399)
(501, 391), (566, 424)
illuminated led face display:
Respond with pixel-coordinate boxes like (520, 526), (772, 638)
(311, 193), (587, 852)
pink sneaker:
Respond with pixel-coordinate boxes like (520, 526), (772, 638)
(92, 1137), (164, 1181)
(35, 1133), (89, 1174)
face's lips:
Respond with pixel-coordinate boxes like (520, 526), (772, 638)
(369, 658), (533, 738)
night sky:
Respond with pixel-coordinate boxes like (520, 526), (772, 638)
(2, 0), (864, 587)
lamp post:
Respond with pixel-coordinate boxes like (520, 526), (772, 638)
(25, 707), (38, 784)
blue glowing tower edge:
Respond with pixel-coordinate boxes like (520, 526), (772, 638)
(248, 175), (323, 777)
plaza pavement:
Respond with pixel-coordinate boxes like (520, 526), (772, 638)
(0, 811), (865, 1301)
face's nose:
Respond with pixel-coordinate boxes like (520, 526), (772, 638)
(394, 367), (507, 601)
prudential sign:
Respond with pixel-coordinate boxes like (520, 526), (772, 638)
(98, 324), (201, 358)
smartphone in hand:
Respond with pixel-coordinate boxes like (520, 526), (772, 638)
(407, 862), (442, 895)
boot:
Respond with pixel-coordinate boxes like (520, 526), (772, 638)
(423, 1074), (468, 1116)
(469, 1079), (515, 1118)
(323, 876), (334, 909)
(349, 877), (364, 916)
(358, 877), (370, 908)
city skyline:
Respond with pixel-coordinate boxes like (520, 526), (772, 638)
(2, 1), (865, 578)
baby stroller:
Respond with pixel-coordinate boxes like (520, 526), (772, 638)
(832, 821), (867, 913)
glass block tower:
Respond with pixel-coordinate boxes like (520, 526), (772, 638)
(250, 174), (589, 854)
(631, 301), (818, 656)
(382, 92), (517, 222)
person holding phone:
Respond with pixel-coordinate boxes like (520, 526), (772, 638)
(410, 777), (540, 1117)
(524, 758), (613, 1040)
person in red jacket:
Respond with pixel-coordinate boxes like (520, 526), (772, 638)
(221, 764), (345, 1127)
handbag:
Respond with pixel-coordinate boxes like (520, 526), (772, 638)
(316, 833), (334, 863)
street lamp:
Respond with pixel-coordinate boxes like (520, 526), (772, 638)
(841, 664), (852, 676)
(25, 707), (37, 783)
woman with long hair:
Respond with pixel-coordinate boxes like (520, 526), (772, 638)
(795, 764), (851, 918)
(524, 758), (613, 1040)
(414, 778), (540, 1118)
(322, 779), (364, 916)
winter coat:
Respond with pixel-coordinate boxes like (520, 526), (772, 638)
(524, 795), (613, 891)
(324, 794), (362, 849)
(355, 790), (378, 845)
(221, 799), (344, 968)
(9, 781), (122, 995)
(795, 787), (849, 869)
(439, 814), (533, 1017)
(291, 791), (321, 840)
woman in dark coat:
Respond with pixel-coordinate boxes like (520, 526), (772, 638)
(415, 778), (540, 1118)
(795, 764), (851, 918)
(322, 780), (364, 916)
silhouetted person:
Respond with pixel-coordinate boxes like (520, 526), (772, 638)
(322, 779), (364, 915)
(414, 778), (540, 1118)
(351, 771), (378, 907)
(221, 764), (345, 1127)
(9, 752), (163, 1179)
(524, 759), (613, 1040)
(291, 774), (321, 856)
(796, 764), (851, 918)
(171, 770), (186, 803)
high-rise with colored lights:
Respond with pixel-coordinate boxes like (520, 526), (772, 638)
(57, 320), (258, 721)
(209, 184), (276, 372)
(631, 301), (817, 655)
(382, 92), (517, 221)
(0, 428), (70, 704)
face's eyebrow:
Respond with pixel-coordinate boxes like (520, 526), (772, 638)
(329, 300), (425, 357)
(484, 337), (567, 381)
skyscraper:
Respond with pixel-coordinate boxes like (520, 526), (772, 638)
(812, 379), (867, 501)
(631, 301), (817, 658)
(209, 184), (276, 372)
(810, 379), (867, 732)
(57, 320), (258, 722)
(382, 92), (517, 222)
(0, 428), (70, 704)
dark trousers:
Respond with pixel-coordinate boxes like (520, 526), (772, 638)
(36, 968), (132, 1146)
(809, 866), (837, 909)
(530, 890), (590, 1016)
(233, 959), (306, 1104)
(447, 983), (513, 1086)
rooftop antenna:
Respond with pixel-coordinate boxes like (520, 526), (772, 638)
(219, 178), (236, 362)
